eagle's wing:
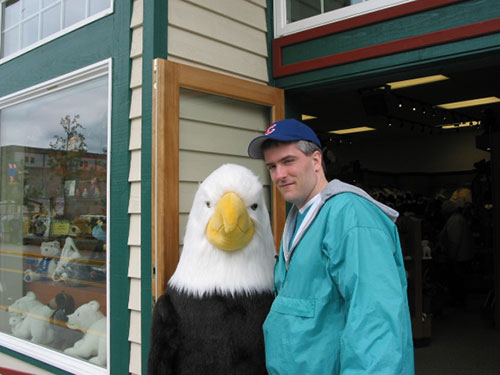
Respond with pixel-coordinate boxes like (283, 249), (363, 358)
(147, 292), (179, 375)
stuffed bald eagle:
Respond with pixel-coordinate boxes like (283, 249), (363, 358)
(148, 164), (276, 375)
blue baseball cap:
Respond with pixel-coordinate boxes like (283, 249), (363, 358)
(247, 118), (322, 159)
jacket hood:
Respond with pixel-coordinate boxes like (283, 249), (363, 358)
(321, 179), (399, 223)
(282, 179), (399, 266)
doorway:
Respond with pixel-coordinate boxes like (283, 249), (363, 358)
(285, 56), (500, 374)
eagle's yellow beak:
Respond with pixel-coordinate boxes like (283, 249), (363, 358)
(206, 192), (255, 251)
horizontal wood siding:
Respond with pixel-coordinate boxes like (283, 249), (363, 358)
(168, 0), (268, 83)
(129, 0), (143, 374)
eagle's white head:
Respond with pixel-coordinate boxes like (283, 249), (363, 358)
(168, 164), (276, 297)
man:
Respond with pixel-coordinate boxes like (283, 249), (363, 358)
(248, 119), (414, 375)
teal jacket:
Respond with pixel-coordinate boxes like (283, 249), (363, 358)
(263, 180), (414, 375)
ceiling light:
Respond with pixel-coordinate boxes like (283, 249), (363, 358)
(441, 121), (481, 129)
(301, 114), (317, 120)
(387, 75), (449, 89)
(329, 126), (376, 135)
(438, 97), (500, 109)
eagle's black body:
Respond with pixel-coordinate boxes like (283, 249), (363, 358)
(147, 285), (274, 375)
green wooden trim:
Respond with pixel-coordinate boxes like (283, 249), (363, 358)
(0, 2), (133, 374)
(109, 0), (133, 374)
(0, 347), (72, 375)
(281, 0), (500, 65)
(0, 16), (113, 97)
(275, 33), (500, 90)
(266, 0), (276, 86)
(141, 0), (168, 373)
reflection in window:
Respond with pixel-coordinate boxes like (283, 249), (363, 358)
(1, 0), (112, 59)
(0, 69), (108, 369)
(287, 0), (364, 23)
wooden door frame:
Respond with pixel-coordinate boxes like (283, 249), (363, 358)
(152, 59), (285, 299)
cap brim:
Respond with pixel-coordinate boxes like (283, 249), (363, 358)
(247, 136), (268, 159)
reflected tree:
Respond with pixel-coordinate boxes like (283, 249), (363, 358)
(48, 115), (87, 216)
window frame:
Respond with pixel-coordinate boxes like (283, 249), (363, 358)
(0, 0), (114, 65)
(0, 58), (112, 375)
(274, 0), (415, 37)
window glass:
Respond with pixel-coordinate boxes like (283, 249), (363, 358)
(287, 0), (359, 23)
(90, 0), (109, 14)
(1, 0), (112, 60)
(2, 26), (18, 56)
(0, 70), (109, 369)
(21, 0), (40, 19)
(3, 0), (21, 29)
(21, 17), (38, 48)
(277, 0), (414, 36)
(41, 4), (61, 39)
(63, 0), (86, 28)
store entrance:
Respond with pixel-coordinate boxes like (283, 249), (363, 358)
(286, 57), (500, 374)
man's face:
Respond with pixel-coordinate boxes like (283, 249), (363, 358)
(263, 142), (321, 209)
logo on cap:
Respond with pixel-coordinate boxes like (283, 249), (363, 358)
(265, 124), (277, 135)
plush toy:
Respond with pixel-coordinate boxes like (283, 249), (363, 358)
(7, 291), (54, 344)
(24, 304), (55, 344)
(52, 237), (89, 286)
(422, 240), (432, 259)
(24, 240), (60, 282)
(148, 164), (276, 375)
(48, 291), (84, 351)
(64, 300), (107, 366)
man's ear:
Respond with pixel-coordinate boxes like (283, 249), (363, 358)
(311, 150), (323, 172)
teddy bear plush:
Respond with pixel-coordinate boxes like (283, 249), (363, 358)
(24, 240), (60, 283)
(64, 300), (107, 366)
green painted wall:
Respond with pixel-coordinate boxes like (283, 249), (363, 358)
(0, 1), (132, 374)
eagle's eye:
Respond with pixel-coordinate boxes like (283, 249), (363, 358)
(250, 203), (258, 211)
(205, 201), (211, 208)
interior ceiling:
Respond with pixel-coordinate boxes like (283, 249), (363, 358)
(290, 61), (500, 145)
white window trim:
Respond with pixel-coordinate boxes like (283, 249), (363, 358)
(0, 0), (114, 65)
(0, 58), (112, 375)
(274, 0), (415, 37)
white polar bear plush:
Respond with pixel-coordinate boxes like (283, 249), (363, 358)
(8, 291), (43, 339)
(24, 304), (55, 344)
(64, 300), (107, 366)
(24, 240), (60, 282)
(8, 291), (55, 344)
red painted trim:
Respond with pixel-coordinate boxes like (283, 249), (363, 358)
(274, 18), (500, 78)
(275, 0), (467, 47)
(0, 367), (35, 375)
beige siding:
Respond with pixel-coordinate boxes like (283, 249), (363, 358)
(168, 0), (268, 83)
(126, 1), (270, 373)
(129, 0), (143, 374)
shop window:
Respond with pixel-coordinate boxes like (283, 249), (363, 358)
(0, 60), (110, 374)
(0, 0), (112, 62)
(275, 0), (414, 36)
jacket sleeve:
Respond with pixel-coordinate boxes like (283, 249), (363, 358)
(147, 293), (179, 375)
(329, 226), (414, 374)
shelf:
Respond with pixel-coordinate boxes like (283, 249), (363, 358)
(25, 280), (106, 315)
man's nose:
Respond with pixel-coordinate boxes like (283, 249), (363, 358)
(275, 164), (287, 180)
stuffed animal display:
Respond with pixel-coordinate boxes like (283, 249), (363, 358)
(52, 236), (90, 286)
(24, 240), (60, 282)
(148, 164), (276, 375)
(7, 291), (87, 352)
(64, 300), (107, 366)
